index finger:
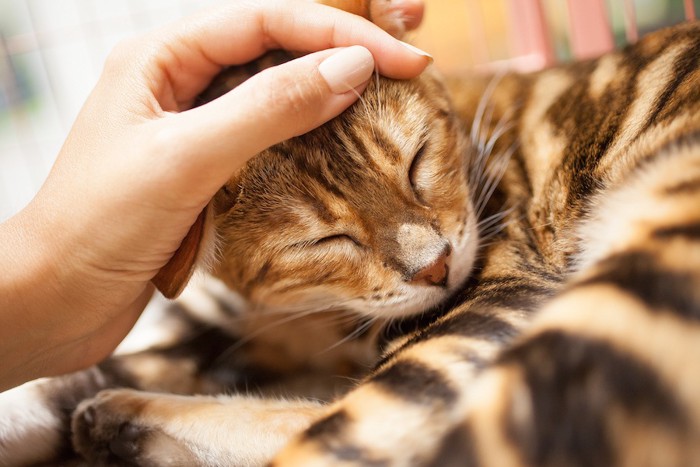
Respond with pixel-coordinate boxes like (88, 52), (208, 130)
(142, 0), (431, 104)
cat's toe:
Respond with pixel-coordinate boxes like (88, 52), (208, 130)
(71, 389), (150, 466)
(109, 422), (145, 460)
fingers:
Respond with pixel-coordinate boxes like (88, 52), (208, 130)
(156, 46), (375, 195)
(145, 0), (431, 104)
(394, 0), (425, 32)
(368, 0), (425, 37)
(317, 0), (424, 35)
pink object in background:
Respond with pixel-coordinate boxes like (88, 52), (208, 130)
(507, 0), (555, 71)
(686, 0), (697, 20)
(566, 0), (615, 59)
(623, 0), (639, 43)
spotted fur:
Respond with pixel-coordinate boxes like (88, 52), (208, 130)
(1, 4), (700, 467)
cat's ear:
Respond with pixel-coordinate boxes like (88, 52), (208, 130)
(151, 183), (240, 299)
(152, 208), (211, 299)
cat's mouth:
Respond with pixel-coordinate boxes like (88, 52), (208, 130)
(367, 217), (478, 319)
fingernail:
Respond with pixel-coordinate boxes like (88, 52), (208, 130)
(399, 41), (434, 64)
(319, 46), (375, 94)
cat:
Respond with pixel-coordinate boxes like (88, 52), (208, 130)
(2, 1), (700, 466)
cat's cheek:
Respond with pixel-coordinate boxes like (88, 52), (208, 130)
(431, 186), (475, 278)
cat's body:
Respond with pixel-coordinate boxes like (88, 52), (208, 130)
(2, 4), (700, 466)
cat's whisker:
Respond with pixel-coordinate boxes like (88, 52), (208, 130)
(471, 128), (505, 192)
(380, 312), (418, 345)
(332, 374), (363, 385)
(474, 140), (519, 218)
(221, 296), (362, 339)
(476, 158), (511, 217)
(374, 64), (381, 100)
(319, 315), (380, 355)
(469, 72), (513, 188)
(477, 99), (497, 155)
(353, 84), (377, 143)
(477, 205), (515, 230)
(479, 214), (520, 243)
(370, 66), (382, 142)
(214, 312), (316, 360)
(478, 217), (511, 238)
(483, 120), (514, 161)
(470, 71), (505, 146)
(490, 105), (516, 140)
(469, 126), (494, 186)
(478, 141), (519, 189)
(480, 221), (510, 241)
(470, 147), (491, 190)
(475, 240), (502, 250)
(212, 306), (360, 367)
(253, 299), (347, 316)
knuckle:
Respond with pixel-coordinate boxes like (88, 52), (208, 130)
(104, 34), (162, 76)
(148, 122), (187, 161)
(255, 65), (324, 127)
(104, 38), (140, 69)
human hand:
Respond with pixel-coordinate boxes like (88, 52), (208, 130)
(0, 0), (430, 390)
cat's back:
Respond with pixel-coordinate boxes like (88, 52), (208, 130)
(445, 21), (700, 275)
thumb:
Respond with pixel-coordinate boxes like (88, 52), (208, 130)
(167, 46), (375, 190)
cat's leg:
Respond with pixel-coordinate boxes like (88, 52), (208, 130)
(0, 367), (121, 465)
(0, 342), (216, 466)
(0, 306), (238, 465)
(71, 388), (324, 466)
(66, 268), (545, 467)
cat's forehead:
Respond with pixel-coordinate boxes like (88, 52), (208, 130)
(362, 75), (445, 142)
(229, 74), (451, 216)
(317, 75), (448, 165)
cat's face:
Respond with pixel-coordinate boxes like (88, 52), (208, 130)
(211, 73), (478, 319)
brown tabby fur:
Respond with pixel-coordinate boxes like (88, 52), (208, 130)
(1, 2), (699, 466)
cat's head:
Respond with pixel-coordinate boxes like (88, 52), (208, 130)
(157, 73), (479, 319)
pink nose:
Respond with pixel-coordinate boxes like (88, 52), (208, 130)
(411, 245), (451, 287)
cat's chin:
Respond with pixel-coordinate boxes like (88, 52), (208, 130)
(361, 290), (452, 319)
(367, 276), (472, 319)
(346, 227), (478, 320)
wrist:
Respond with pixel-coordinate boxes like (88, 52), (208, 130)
(0, 205), (64, 389)
(0, 200), (134, 391)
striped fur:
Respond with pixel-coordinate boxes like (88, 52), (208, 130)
(270, 21), (700, 467)
(1, 6), (699, 467)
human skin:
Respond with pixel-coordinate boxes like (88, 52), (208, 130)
(0, 0), (430, 392)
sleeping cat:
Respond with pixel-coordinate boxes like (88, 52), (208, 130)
(2, 1), (700, 466)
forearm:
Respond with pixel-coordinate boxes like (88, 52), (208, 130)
(0, 205), (150, 391)
(0, 206), (59, 388)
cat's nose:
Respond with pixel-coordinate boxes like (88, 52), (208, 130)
(410, 244), (451, 287)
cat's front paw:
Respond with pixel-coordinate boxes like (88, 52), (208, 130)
(72, 389), (151, 465)
(72, 389), (199, 466)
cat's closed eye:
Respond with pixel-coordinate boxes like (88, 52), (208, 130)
(312, 234), (361, 247)
(408, 141), (429, 204)
(290, 234), (361, 250)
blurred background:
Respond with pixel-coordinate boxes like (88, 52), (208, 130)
(0, 0), (697, 221)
